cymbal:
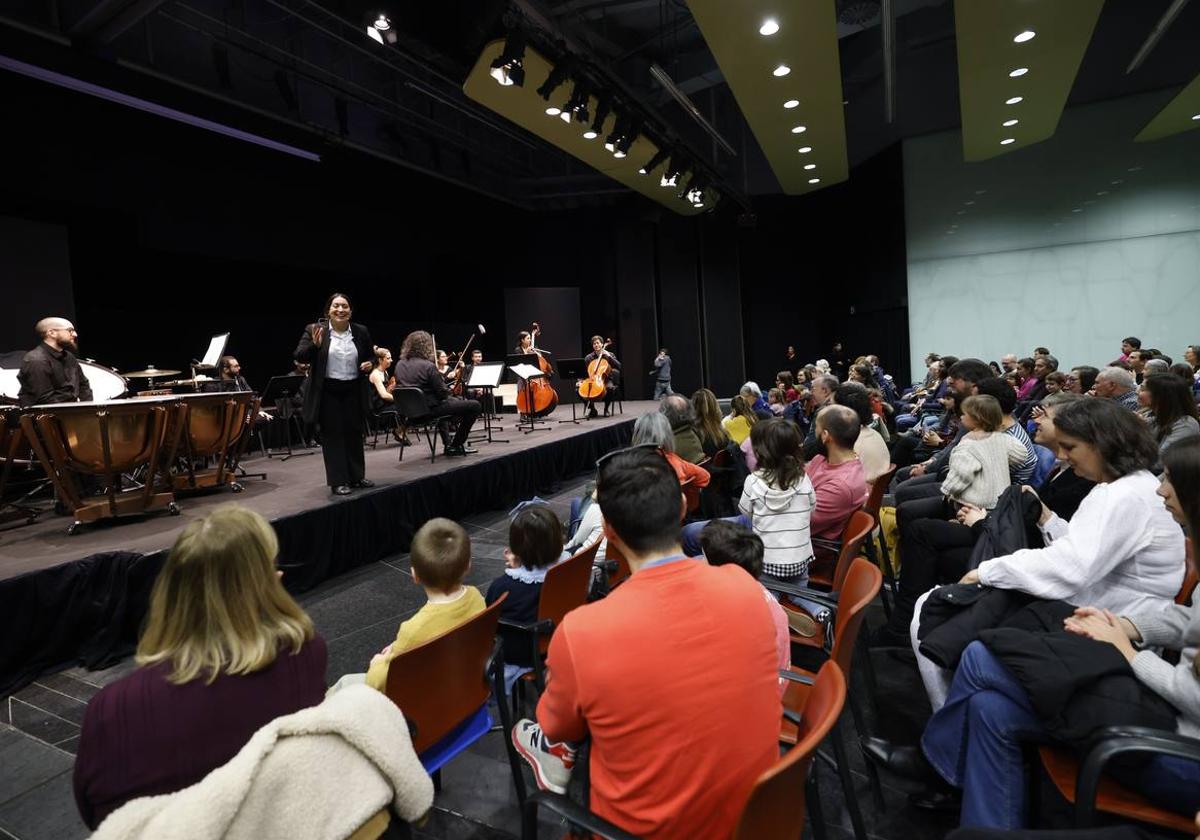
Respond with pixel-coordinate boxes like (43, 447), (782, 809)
(123, 368), (182, 377)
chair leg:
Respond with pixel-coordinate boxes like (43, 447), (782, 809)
(863, 538), (892, 621)
(846, 681), (886, 814)
(432, 768), (442, 793)
(831, 718), (870, 840)
(806, 765), (827, 840)
(877, 531), (898, 615)
(425, 426), (436, 462)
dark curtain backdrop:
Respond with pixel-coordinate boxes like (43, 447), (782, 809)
(0, 217), (75, 355)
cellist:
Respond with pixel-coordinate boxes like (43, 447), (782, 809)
(582, 335), (621, 419)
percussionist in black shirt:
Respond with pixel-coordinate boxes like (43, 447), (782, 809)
(17, 317), (93, 406)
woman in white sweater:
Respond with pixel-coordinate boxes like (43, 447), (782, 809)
(912, 398), (1185, 709)
(939, 395), (1029, 509)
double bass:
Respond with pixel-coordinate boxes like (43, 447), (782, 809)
(516, 322), (559, 417)
(577, 338), (612, 400)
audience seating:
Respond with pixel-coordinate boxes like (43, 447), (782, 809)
(390, 387), (454, 463)
(766, 557), (884, 840)
(518, 661), (848, 840)
(860, 464), (900, 617)
(383, 594), (527, 803)
(502, 541), (598, 714)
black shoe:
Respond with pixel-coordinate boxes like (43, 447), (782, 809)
(351, 479), (374, 488)
(868, 623), (911, 649)
(331, 485), (352, 496)
(444, 444), (478, 457)
(587, 408), (599, 419)
(909, 789), (962, 813)
(861, 737), (939, 784)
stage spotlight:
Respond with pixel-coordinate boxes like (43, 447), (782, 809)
(676, 171), (696, 200)
(563, 79), (591, 123)
(365, 11), (397, 45)
(536, 60), (572, 102)
(605, 111), (628, 151)
(489, 31), (526, 87)
(589, 95), (611, 137)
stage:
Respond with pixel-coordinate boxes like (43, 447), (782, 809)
(0, 402), (645, 695)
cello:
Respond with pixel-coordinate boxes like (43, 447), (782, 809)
(516, 322), (559, 417)
(577, 338), (612, 401)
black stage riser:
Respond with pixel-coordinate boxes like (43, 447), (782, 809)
(0, 419), (633, 697)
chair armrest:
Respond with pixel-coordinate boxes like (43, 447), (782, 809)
(779, 670), (815, 686)
(1074, 727), (1200, 827)
(782, 708), (805, 728)
(498, 618), (556, 637)
(522, 791), (641, 840)
(811, 537), (843, 554)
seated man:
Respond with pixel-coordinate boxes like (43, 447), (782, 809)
(659, 394), (705, 464)
(17, 316), (92, 406)
(391, 330), (482, 456)
(512, 447), (781, 838)
(806, 404), (867, 541)
(1093, 365), (1139, 410)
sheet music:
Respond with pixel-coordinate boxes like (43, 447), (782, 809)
(466, 363), (505, 388)
(508, 363), (544, 380)
(201, 334), (229, 367)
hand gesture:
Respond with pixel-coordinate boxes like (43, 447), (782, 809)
(959, 568), (981, 585)
(955, 503), (987, 527)
(1063, 608), (1137, 661)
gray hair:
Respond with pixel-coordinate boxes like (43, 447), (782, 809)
(1040, 354), (1059, 372)
(632, 412), (675, 452)
(813, 374), (840, 394)
(1144, 358), (1170, 374)
(740, 381), (762, 398)
(659, 394), (695, 428)
(1096, 366), (1135, 390)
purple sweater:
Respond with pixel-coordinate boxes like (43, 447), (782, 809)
(73, 636), (327, 829)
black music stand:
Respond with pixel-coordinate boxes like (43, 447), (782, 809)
(555, 358), (588, 424)
(466, 363), (508, 444)
(506, 353), (552, 435)
(260, 375), (312, 461)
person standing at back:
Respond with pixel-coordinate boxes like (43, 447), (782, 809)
(512, 447), (780, 839)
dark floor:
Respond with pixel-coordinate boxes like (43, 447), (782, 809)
(1, 471), (975, 840)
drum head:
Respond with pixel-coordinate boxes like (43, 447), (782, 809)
(80, 362), (128, 401)
(0, 368), (18, 402)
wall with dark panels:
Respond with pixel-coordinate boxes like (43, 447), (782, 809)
(656, 216), (704, 397)
(612, 222), (658, 401)
(698, 216), (745, 396)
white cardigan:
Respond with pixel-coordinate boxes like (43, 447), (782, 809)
(92, 685), (434, 840)
(978, 470), (1185, 614)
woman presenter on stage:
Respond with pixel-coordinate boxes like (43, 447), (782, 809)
(293, 293), (375, 496)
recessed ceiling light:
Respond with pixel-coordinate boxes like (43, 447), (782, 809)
(759, 18), (780, 36)
(798, 146), (812, 153)
(791, 125), (807, 134)
(964, 200), (975, 206)
(784, 99), (800, 109)
(1003, 119), (1019, 127)
(773, 64), (791, 77)
(1111, 179), (1124, 185)
(1096, 190), (1108, 196)
(583, 130), (597, 139)
(1128, 166), (1143, 172)
(1006, 96), (1023, 105)
(560, 111), (571, 122)
(545, 106), (561, 116)
(1013, 30), (1036, 43)
(604, 142), (615, 152)
(804, 164), (816, 170)
(808, 178), (820, 184)
(956, 210), (966, 215)
(1000, 138), (1016, 145)
(695, 203), (705, 209)
(975, 189), (987, 194)
(1009, 67), (1029, 78)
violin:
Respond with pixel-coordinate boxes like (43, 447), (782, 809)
(516, 322), (559, 417)
(577, 338), (613, 401)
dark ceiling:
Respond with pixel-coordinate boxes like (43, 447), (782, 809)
(1, 0), (1196, 213)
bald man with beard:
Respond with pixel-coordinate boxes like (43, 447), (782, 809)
(17, 317), (93, 406)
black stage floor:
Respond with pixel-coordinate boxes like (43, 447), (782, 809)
(0, 402), (643, 694)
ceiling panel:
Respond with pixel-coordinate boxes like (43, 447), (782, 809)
(955, 0), (1104, 162)
(685, 0), (848, 195)
(463, 40), (717, 215)
(1136, 73), (1200, 142)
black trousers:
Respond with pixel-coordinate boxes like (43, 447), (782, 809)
(886, 516), (978, 634)
(318, 378), (365, 487)
(430, 397), (481, 447)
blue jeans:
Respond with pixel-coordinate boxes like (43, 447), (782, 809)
(653, 380), (673, 400)
(921, 641), (1046, 829)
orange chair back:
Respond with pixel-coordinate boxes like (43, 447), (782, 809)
(605, 542), (631, 588)
(863, 463), (898, 518)
(733, 662), (847, 840)
(1177, 538), (1196, 606)
(384, 595), (505, 753)
(831, 510), (877, 593)
(535, 542), (598, 654)
(830, 558), (883, 676)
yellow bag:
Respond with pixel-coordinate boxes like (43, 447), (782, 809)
(878, 505), (900, 574)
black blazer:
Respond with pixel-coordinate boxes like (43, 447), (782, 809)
(293, 322), (373, 424)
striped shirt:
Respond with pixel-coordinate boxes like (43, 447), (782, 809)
(739, 472), (816, 579)
(1003, 421), (1037, 484)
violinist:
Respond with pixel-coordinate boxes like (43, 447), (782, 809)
(583, 335), (621, 419)
(368, 346), (394, 411)
(392, 330), (481, 456)
(437, 350), (454, 381)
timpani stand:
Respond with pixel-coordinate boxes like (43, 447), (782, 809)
(20, 398), (180, 535)
(164, 392), (259, 493)
(1, 406), (43, 526)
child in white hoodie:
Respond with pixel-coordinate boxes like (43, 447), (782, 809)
(739, 418), (816, 584)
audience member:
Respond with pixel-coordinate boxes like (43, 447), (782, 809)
(1128, 349), (1149, 382)
(511, 447), (781, 837)
(740, 381), (771, 419)
(776, 370), (798, 402)
(835, 383), (890, 489)
(1014, 358), (1038, 400)
(1144, 357), (1171, 376)
(1093, 366), (1139, 410)
(1110, 335), (1141, 365)
(487, 506), (564, 674)
(722, 394), (757, 445)
(805, 405), (867, 540)
(699, 520), (791, 695)
(802, 373), (840, 458)
(1141, 373), (1200, 456)
(1066, 365), (1099, 394)
(632, 412), (710, 505)
(659, 394), (705, 463)
(1042, 371), (1067, 394)
(939, 395), (1029, 510)
(691, 388), (731, 456)
(74, 505), (327, 829)
(1000, 354), (1018, 373)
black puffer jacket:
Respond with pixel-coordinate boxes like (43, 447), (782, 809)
(917, 586), (1036, 669)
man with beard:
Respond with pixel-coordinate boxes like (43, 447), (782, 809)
(17, 317), (93, 406)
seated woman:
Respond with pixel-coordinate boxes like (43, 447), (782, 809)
(73, 505), (327, 829)
(368, 346), (394, 411)
(888, 438), (1200, 829)
(909, 398), (1185, 709)
(631, 412), (710, 511)
(691, 388), (731, 457)
(721, 394), (757, 445)
(1141, 372), (1200, 457)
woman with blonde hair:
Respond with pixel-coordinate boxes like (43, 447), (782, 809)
(691, 388), (729, 456)
(74, 505), (327, 829)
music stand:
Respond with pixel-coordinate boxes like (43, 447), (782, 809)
(506, 354), (552, 434)
(192, 333), (229, 382)
(466, 363), (508, 444)
(260, 375), (312, 461)
(555, 357), (589, 424)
